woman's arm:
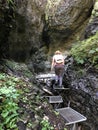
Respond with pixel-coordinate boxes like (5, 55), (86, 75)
(62, 57), (65, 65)
(51, 57), (55, 71)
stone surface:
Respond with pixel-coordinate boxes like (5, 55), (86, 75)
(7, 0), (94, 62)
(84, 1), (98, 38)
(62, 57), (98, 130)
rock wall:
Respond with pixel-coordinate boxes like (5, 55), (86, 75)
(85, 1), (98, 38)
(62, 57), (98, 130)
(7, 0), (94, 63)
(44, 0), (94, 53)
(8, 0), (46, 61)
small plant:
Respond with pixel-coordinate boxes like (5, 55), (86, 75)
(70, 32), (98, 68)
(0, 86), (19, 130)
(64, 128), (67, 130)
(0, 73), (20, 130)
(54, 111), (59, 116)
(40, 115), (54, 130)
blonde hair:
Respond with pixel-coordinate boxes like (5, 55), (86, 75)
(55, 50), (61, 54)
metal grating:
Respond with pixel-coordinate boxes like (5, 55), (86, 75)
(36, 73), (55, 79)
(49, 96), (63, 103)
(56, 107), (87, 125)
(53, 85), (69, 90)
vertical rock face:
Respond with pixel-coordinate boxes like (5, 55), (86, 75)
(8, 0), (47, 61)
(7, 0), (94, 62)
(43, 0), (94, 52)
(63, 58), (98, 130)
(84, 1), (98, 38)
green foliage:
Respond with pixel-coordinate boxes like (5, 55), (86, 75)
(7, 0), (15, 5)
(70, 32), (98, 68)
(0, 73), (20, 130)
(64, 128), (67, 130)
(0, 0), (16, 29)
(54, 111), (59, 116)
(0, 0), (16, 14)
(5, 60), (33, 78)
(40, 119), (54, 130)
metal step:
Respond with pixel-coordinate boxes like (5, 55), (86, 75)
(56, 107), (87, 125)
(53, 85), (69, 90)
(36, 73), (55, 79)
(49, 96), (63, 103)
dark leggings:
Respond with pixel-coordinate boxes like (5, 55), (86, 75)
(54, 64), (64, 76)
(54, 64), (64, 86)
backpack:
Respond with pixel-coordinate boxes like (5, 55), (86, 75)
(54, 55), (64, 64)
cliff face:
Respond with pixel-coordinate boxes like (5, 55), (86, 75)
(6, 0), (94, 61)
(85, 1), (98, 38)
(44, 0), (94, 52)
(8, 0), (46, 61)
(63, 57), (98, 130)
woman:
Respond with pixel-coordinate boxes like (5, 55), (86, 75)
(51, 50), (65, 87)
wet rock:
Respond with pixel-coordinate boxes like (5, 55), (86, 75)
(84, 17), (98, 38)
(17, 121), (26, 130)
(63, 57), (98, 130)
(84, 1), (98, 38)
(4, 0), (93, 62)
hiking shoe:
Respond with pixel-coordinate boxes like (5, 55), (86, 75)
(55, 80), (58, 85)
(59, 85), (64, 88)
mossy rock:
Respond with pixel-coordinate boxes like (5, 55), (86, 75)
(5, 60), (33, 78)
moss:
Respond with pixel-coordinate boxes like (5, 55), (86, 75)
(5, 60), (33, 78)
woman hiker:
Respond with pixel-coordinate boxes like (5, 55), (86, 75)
(51, 50), (65, 87)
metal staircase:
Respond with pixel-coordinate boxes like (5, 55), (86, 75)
(36, 73), (87, 130)
(56, 107), (87, 130)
